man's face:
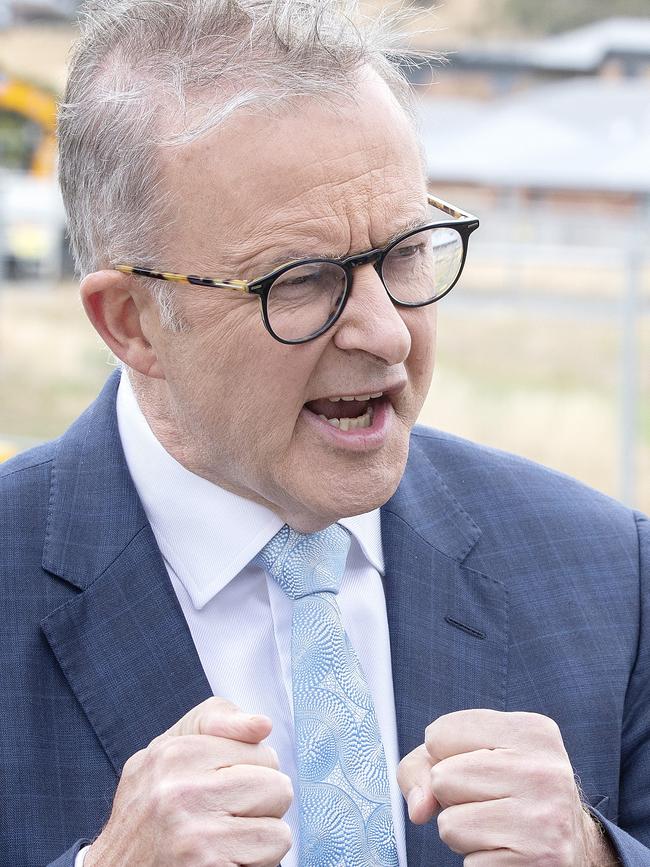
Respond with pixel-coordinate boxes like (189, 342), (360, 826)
(143, 71), (437, 531)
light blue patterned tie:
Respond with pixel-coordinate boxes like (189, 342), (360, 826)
(257, 524), (399, 867)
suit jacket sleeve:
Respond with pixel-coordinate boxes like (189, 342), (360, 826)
(46, 840), (91, 867)
(601, 513), (650, 865)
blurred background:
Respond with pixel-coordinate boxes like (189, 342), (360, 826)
(0, 0), (648, 512)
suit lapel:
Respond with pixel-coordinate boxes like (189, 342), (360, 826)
(40, 373), (212, 775)
(381, 435), (509, 866)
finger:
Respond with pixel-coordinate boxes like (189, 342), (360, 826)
(464, 850), (517, 865)
(209, 765), (294, 818)
(426, 710), (564, 762)
(430, 748), (517, 807)
(143, 733), (280, 777)
(213, 816), (293, 866)
(397, 744), (439, 823)
(437, 799), (514, 855)
(156, 696), (273, 744)
(200, 735), (280, 771)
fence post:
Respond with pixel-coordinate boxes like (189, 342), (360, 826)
(619, 196), (647, 506)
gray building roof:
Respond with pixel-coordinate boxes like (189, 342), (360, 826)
(2, 0), (78, 25)
(458, 17), (650, 74)
(418, 78), (650, 194)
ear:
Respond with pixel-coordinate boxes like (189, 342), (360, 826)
(80, 270), (166, 379)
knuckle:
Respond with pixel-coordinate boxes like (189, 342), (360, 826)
(121, 747), (147, 779)
(150, 775), (185, 814)
(209, 767), (237, 802)
(538, 714), (562, 742)
(277, 819), (293, 853)
(436, 808), (454, 846)
(148, 774), (206, 823)
(397, 744), (429, 794)
(262, 744), (280, 769)
(526, 759), (555, 789)
(429, 762), (446, 796)
(175, 818), (232, 866)
(277, 771), (294, 807)
(146, 733), (184, 764)
(527, 803), (575, 864)
(397, 745), (421, 774)
(528, 759), (574, 797)
(548, 807), (574, 845)
(524, 712), (561, 742)
(425, 717), (442, 746)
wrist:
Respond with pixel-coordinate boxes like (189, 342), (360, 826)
(580, 805), (620, 866)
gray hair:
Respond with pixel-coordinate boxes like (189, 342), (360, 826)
(58, 0), (426, 327)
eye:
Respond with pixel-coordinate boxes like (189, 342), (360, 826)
(395, 243), (426, 258)
(275, 271), (319, 288)
(389, 239), (429, 267)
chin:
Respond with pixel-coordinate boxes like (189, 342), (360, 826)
(311, 455), (407, 523)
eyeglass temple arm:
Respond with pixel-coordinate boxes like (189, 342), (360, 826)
(115, 194), (478, 290)
(427, 193), (477, 222)
(114, 264), (250, 293)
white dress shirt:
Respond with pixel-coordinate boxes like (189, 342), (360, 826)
(76, 372), (406, 866)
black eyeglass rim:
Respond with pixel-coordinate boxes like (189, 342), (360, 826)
(251, 218), (480, 345)
(114, 195), (480, 346)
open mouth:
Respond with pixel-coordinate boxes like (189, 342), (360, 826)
(303, 391), (385, 432)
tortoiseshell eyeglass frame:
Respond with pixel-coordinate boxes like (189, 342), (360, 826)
(115, 193), (479, 345)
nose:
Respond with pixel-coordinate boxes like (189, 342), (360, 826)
(332, 264), (412, 364)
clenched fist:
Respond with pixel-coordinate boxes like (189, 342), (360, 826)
(85, 697), (293, 867)
(398, 709), (618, 866)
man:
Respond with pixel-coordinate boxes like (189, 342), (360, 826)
(1, 1), (648, 864)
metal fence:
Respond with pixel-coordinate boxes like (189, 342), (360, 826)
(444, 193), (650, 507)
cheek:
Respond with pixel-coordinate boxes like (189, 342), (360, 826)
(407, 307), (437, 385)
(182, 324), (316, 434)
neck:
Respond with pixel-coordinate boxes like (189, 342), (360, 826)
(125, 369), (339, 534)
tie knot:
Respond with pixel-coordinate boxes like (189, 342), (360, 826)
(257, 523), (351, 599)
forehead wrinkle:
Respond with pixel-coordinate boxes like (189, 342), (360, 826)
(172, 145), (426, 276)
(234, 177), (426, 267)
(238, 213), (429, 276)
(166, 186), (426, 278)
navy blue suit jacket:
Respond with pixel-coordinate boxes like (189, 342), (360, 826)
(1, 372), (649, 865)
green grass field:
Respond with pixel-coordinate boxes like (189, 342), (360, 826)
(1, 283), (648, 512)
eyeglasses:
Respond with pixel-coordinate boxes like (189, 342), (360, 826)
(115, 194), (479, 345)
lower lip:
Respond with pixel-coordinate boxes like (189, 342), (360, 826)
(300, 398), (393, 451)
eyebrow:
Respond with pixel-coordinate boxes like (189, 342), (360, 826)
(254, 213), (429, 274)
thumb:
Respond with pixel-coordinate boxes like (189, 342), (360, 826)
(397, 744), (440, 824)
(157, 696), (273, 744)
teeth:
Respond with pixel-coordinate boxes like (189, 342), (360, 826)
(327, 392), (383, 402)
(317, 407), (373, 431)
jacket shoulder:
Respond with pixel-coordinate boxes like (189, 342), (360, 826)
(0, 439), (57, 482)
(0, 440), (58, 572)
(0, 439), (58, 515)
(409, 425), (634, 523)
(407, 426), (642, 577)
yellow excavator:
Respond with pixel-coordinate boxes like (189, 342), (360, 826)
(0, 74), (59, 463)
(0, 72), (57, 177)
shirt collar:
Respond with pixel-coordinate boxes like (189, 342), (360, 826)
(116, 372), (384, 610)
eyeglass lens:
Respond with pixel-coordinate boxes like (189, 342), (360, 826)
(266, 226), (464, 341)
